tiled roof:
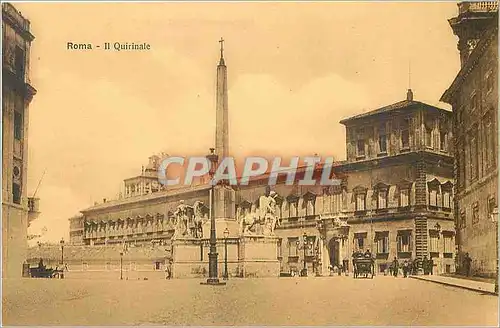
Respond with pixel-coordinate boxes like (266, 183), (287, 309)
(339, 100), (449, 124)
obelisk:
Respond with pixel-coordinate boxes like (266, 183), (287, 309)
(216, 37), (229, 160)
(207, 38), (237, 239)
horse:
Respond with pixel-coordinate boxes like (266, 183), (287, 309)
(240, 211), (259, 235)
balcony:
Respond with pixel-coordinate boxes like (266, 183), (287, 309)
(458, 1), (499, 15)
(27, 197), (40, 226)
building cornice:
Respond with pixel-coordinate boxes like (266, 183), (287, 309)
(338, 151), (454, 173)
(81, 184), (211, 214)
(2, 3), (35, 42)
(441, 20), (498, 104)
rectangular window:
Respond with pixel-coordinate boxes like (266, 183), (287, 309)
(375, 233), (389, 254)
(397, 233), (412, 253)
(289, 202), (298, 217)
(429, 189), (438, 207)
(354, 234), (366, 252)
(440, 131), (447, 151)
(472, 203), (479, 225)
(459, 148), (466, 187)
(429, 233), (439, 253)
(485, 118), (496, 168)
(15, 46), (25, 78)
(425, 125), (433, 148)
(288, 238), (298, 257)
(277, 238), (282, 258)
(469, 134), (478, 181)
(357, 139), (365, 157)
(443, 191), (451, 209)
(400, 189), (410, 207)
(460, 210), (466, 229)
(12, 183), (21, 204)
(443, 235), (453, 254)
(401, 119), (410, 149)
(378, 125), (387, 153)
(356, 193), (366, 211)
(378, 189), (388, 209)
(14, 111), (22, 140)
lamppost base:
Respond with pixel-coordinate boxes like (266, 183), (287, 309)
(200, 278), (226, 286)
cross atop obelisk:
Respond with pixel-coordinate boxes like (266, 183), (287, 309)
(219, 37), (224, 57)
(218, 37), (225, 66)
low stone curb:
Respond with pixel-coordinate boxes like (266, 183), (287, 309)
(410, 275), (498, 296)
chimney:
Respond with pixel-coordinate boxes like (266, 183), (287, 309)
(407, 89), (414, 101)
(103, 198), (106, 203)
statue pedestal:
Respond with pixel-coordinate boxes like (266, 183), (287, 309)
(238, 235), (280, 278)
(201, 218), (240, 240)
(171, 238), (206, 279)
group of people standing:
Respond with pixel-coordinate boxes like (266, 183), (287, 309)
(390, 256), (435, 278)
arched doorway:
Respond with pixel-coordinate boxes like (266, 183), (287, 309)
(328, 238), (340, 268)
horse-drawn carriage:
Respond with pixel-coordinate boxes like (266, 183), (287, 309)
(29, 266), (64, 278)
(352, 252), (375, 279)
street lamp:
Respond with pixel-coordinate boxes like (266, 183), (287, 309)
(120, 251), (124, 280)
(201, 148), (225, 286)
(59, 238), (65, 265)
(59, 238), (65, 279)
(223, 227), (229, 280)
(120, 237), (128, 280)
(491, 208), (498, 294)
(296, 232), (313, 277)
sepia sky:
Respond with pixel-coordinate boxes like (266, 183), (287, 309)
(16, 1), (461, 243)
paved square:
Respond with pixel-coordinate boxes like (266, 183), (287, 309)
(2, 276), (498, 326)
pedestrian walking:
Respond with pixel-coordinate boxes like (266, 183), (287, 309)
(413, 258), (419, 275)
(423, 256), (429, 275)
(392, 257), (399, 277)
(429, 257), (434, 275)
(402, 260), (409, 278)
(165, 260), (172, 279)
(464, 253), (472, 277)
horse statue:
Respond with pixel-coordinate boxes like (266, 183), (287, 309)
(192, 201), (207, 238)
(239, 210), (259, 235)
(173, 200), (194, 238)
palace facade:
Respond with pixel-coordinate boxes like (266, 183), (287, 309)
(2, 3), (39, 278)
(61, 88), (456, 277)
(441, 1), (498, 277)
